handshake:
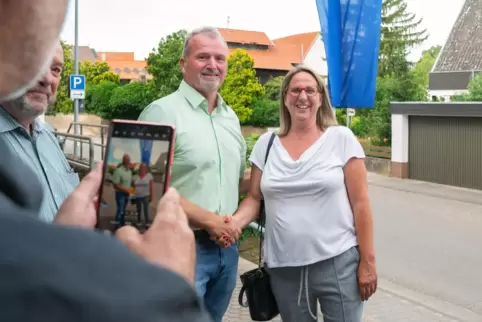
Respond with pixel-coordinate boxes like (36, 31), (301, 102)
(207, 215), (244, 248)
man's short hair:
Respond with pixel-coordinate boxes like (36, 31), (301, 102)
(182, 26), (226, 57)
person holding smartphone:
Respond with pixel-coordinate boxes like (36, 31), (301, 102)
(0, 1), (213, 321)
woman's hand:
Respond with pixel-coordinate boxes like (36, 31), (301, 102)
(357, 257), (377, 301)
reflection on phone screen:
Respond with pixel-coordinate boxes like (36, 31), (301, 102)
(98, 135), (170, 233)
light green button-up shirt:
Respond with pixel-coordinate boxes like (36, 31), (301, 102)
(112, 165), (133, 190)
(138, 80), (246, 216)
(0, 107), (79, 222)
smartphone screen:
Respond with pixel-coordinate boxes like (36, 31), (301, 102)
(96, 120), (175, 233)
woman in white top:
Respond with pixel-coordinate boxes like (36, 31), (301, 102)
(132, 163), (153, 225)
(231, 65), (377, 321)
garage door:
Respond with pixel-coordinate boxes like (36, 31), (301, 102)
(409, 116), (482, 190)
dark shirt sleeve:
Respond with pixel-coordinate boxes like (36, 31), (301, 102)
(0, 201), (212, 322)
(0, 136), (212, 321)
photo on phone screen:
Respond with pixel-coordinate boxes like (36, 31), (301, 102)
(96, 120), (175, 233)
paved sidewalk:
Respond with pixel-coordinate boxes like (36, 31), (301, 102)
(224, 258), (463, 322)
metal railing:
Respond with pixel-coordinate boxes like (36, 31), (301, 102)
(54, 132), (95, 170)
(66, 122), (109, 159)
(248, 221), (265, 235)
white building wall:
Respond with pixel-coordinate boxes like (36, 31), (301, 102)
(302, 34), (328, 78)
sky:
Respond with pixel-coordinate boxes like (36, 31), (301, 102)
(60, 0), (465, 63)
(108, 137), (169, 166)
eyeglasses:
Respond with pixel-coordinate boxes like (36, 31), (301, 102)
(288, 87), (320, 97)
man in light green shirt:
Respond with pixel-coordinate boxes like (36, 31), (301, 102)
(111, 154), (133, 228)
(138, 26), (247, 322)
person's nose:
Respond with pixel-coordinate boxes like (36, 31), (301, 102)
(37, 68), (54, 88)
(206, 57), (217, 69)
(298, 90), (309, 100)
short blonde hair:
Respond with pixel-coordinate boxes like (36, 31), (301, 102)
(278, 65), (337, 136)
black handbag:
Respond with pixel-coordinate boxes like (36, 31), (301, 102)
(238, 133), (279, 321)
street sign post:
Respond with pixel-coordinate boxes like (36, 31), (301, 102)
(69, 75), (86, 99)
(346, 108), (355, 127)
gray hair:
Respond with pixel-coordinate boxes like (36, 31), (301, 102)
(182, 26), (226, 57)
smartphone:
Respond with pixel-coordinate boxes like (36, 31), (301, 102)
(96, 119), (175, 233)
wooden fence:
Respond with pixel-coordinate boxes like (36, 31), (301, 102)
(360, 142), (391, 159)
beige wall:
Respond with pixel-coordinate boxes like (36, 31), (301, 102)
(45, 113), (104, 136)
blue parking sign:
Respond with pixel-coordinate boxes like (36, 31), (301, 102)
(69, 75), (86, 99)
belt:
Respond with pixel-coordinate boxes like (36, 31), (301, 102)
(193, 229), (211, 241)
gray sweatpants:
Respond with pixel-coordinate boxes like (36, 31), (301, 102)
(266, 246), (363, 322)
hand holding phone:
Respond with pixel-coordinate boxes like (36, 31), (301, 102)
(96, 120), (175, 233)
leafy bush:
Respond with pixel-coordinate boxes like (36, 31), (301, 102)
(350, 116), (369, 138)
(244, 133), (261, 168)
(84, 81), (119, 115)
(98, 82), (154, 120)
(249, 97), (279, 127)
(264, 76), (284, 101)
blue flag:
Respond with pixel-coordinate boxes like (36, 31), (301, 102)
(139, 139), (153, 166)
(316, 0), (383, 108)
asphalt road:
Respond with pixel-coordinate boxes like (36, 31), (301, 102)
(368, 173), (482, 319)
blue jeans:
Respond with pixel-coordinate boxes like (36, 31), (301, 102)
(114, 191), (129, 228)
(135, 196), (150, 223)
(194, 231), (239, 322)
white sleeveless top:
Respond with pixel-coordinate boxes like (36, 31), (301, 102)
(249, 126), (365, 268)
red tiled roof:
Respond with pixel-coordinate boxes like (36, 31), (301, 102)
(218, 28), (273, 46)
(225, 31), (319, 71)
(273, 32), (319, 60)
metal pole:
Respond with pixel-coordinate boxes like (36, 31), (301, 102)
(346, 110), (350, 128)
(73, 0), (79, 156)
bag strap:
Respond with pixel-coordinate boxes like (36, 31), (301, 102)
(257, 132), (276, 268)
(238, 284), (248, 307)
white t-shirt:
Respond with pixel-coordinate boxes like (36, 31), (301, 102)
(133, 173), (153, 198)
(249, 126), (365, 268)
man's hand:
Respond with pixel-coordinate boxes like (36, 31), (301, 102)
(54, 162), (103, 228)
(210, 216), (244, 248)
(206, 215), (241, 247)
(116, 188), (196, 284)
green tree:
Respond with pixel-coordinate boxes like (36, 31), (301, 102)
(263, 76), (284, 101)
(99, 82), (153, 120)
(379, 0), (428, 76)
(451, 74), (482, 101)
(84, 81), (119, 114)
(249, 97), (279, 127)
(413, 45), (441, 89)
(364, 76), (398, 145)
(80, 60), (111, 84)
(50, 40), (74, 114)
(364, 72), (426, 146)
(466, 74), (482, 101)
(220, 49), (265, 123)
(92, 71), (120, 85)
(146, 30), (187, 97)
